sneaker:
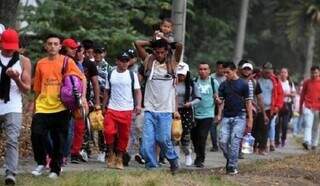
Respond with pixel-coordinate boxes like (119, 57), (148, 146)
(106, 153), (116, 168)
(269, 145), (275, 152)
(238, 152), (244, 159)
(5, 173), (16, 185)
(210, 146), (219, 152)
(227, 167), (238, 175)
(185, 154), (193, 166)
(48, 172), (58, 179)
(158, 157), (166, 165)
(194, 159), (204, 168)
(79, 150), (88, 162)
(71, 155), (81, 164)
(303, 142), (309, 150)
(170, 159), (179, 175)
(134, 154), (145, 164)
(123, 153), (131, 167)
(31, 165), (45, 176)
(97, 151), (106, 163)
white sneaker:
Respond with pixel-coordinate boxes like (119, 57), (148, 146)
(80, 150), (88, 162)
(97, 152), (106, 162)
(185, 154), (193, 166)
(31, 165), (45, 176)
(48, 172), (58, 179)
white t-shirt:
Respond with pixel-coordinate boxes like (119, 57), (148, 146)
(105, 69), (140, 111)
(281, 80), (296, 102)
(0, 53), (22, 114)
(144, 58), (176, 113)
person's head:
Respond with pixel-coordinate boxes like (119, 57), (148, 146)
(223, 61), (238, 80)
(311, 65), (320, 79)
(240, 62), (254, 78)
(0, 28), (19, 57)
(262, 62), (274, 79)
(61, 38), (79, 58)
(44, 34), (62, 57)
(125, 48), (136, 67)
(280, 68), (289, 80)
(176, 62), (189, 82)
(215, 60), (225, 76)
(160, 18), (173, 35)
(76, 45), (85, 62)
(93, 44), (105, 63)
(82, 39), (95, 61)
(198, 62), (211, 79)
(116, 51), (130, 71)
(151, 39), (169, 62)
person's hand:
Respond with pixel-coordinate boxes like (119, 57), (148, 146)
(263, 113), (269, 125)
(184, 102), (192, 108)
(6, 68), (20, 81)
(174, 111), (181, 119)
(246, 117), (253, 133)
(214, 115), (221, 124)
(134, 105), (142, 115)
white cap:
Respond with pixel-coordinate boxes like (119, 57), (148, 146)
(176, 62), (189, 75)
(0, 24), (5, 35)
(241, 63), (253, 70)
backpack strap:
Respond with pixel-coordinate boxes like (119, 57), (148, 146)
(107, 69), (135, 99)
(61, 56), (69, 75)
(210, 77), (216, 94)
(107, 69), (114, 96)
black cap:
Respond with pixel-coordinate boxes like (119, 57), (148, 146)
(262, 62), (273, 70)
(117, 51), (130, 62)
(94, 43), (105, 53)
(126, 48), (136, 58)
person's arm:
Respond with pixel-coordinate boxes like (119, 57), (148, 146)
(134, 40), (151, 61)
(299, 81), (307, 114)
(6, 56), (31, 93)
(246, 100), (253, 132)
(134, 89), (142, 115)
(102, 89), (109, 114)
(91, 75), (101, 107)
(173, 42), (183, 66)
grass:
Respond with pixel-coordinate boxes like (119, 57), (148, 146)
(11, 169), (237, 186)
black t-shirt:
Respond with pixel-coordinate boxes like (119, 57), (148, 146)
(82, 60), (98, 100)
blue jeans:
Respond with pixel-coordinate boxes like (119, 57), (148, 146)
(292, 116), (303, 135)
(63, 118), (74, 157)
(219, 115), (246, 169)
(141, 111), (178, 168)
(303, 107), (320, 146)
(268, 115), (277, 141)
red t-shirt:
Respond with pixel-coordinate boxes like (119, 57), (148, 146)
(300, 78), (320, 110)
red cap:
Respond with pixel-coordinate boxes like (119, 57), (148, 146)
(1, 28), (19, 50)
(62, 38), (79, 49)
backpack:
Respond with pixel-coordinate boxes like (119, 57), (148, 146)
(60, 57), (84, 111)
(193, 76), (216, 95)
(107, 69), (135, 98)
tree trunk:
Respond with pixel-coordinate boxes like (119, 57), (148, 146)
(304, 25), (316, 79)
(171, 0), (187, 62)
(0, 0), (20, 27)
(233, 0), (250, 65)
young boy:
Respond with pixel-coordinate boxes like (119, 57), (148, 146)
(102, 51), (142, 170)
(154, 18), (174, 43)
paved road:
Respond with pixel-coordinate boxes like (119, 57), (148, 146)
(0, 134), (308, 175)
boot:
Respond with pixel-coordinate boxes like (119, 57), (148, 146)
(115, 154), (124, 170)
(106, 152), (116, 169)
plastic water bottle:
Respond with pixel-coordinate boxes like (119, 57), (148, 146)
(241, 133), (255, 154)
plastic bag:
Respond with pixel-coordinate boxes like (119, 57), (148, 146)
(172, 119), (183, 141)
(89, 110), (104, 131)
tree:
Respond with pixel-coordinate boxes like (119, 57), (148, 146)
(0, 0), (20, 27)
(277, 0), (320, 78)
(233, 0), (250, 65)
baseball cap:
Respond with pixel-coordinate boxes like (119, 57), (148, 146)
(62, 38), (79, 49)
(126, 48), (136, 58)
(0, 24), (5, 35)
(117, 51), (130, 62)
(262, 62), (273, 70)
(241, 63), (253, 70)
(93, 43), (105, 53)
(1, 28), (19, 50)
(176, 62), (189, 75)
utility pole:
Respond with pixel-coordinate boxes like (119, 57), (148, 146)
(171, 0), (187, 62)
(233, 0), (250, 65)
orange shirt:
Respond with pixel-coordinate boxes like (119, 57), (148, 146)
(300, 78), (320, 111)
(33, 55), (85, 113)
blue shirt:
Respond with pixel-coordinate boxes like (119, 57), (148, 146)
(194, 77), (219, 119)
(219, 78), (250, 117)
